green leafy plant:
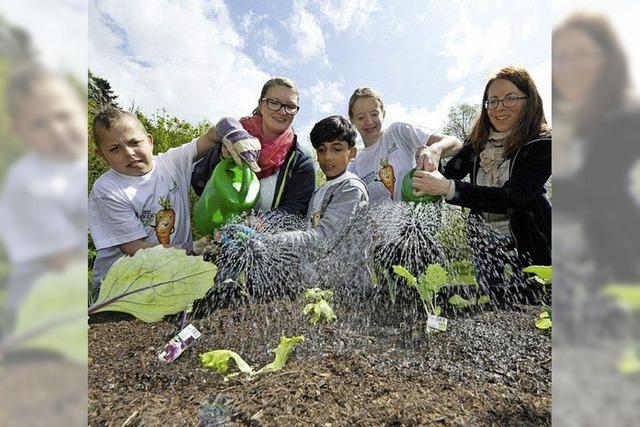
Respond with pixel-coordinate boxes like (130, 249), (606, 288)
(256, 336), (305, 374)
(0, 262), (87, 363)
(448, 294), (490, 309)
(200, 335), (305, 380)
(393, 264), (449, 316)
(303, 288), (336, 325)
(618, 344), (640, 375)
(602, 284), (640, 375)
(524, 265), (552, 293)
(200, 350), (253, 375)
(535, 306), (552, 330)
(88, 246), (217, 322)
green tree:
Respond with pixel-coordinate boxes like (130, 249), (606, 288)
(442, 103), (480, 142)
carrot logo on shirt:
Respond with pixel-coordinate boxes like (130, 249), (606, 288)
(378, 158), (395, 198)
(155, 195), (175, 244)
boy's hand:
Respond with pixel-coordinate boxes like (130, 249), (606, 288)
(216, 118), (261, 173)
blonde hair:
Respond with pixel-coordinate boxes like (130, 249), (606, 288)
(348, 87), (385, 119)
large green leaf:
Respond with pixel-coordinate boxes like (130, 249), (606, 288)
(602, 285), (640, 312)
(392, 265), (416, 287)
(8, 262), (87, 363)
(89, 246), (217, 322)
(523, 265), (552, 283)
(256, 336), (305, 374)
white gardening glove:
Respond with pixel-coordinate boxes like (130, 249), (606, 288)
(216, 117), (261, 173)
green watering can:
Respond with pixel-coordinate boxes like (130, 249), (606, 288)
(401, 168), (442, 203)
(194, 158), (260, 235)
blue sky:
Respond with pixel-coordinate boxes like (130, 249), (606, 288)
(86, 0), (555, 149)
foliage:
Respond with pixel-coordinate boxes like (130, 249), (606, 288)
(523, 265), (552, 283)
(88, 70), (119, 107)
(436, 207), (472, 262)
(393, 264), (449, 316)
(303, 288), (336, 325)
(200, 335), (305, 379)
(0, 262), (87, 363)
(602, 285), (640, 312)
(256, 336), (305, 374)
(535, 306), (552, 330)
(448, 293), (490, 309)
(88, 246), (217, 322)
(200, 349), (253, 375)
(441, 103), (481, 142)
(618, 344), (640, 375)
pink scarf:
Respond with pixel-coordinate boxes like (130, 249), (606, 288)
(240, 115), (295, 179)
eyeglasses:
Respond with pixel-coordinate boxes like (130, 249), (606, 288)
(260, 97), (300, 115)
(484, 96), (527, 111)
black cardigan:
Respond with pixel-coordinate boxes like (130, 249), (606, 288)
(191, 135), (315, 217)
(443, 133), (552, 266)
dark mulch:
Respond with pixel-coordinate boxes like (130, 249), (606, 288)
(89, 297), (550, 426)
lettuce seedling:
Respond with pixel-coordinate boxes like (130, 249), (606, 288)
(303, 288), (336, 325)
(200, 335), (305, 380)
(524, 265), (552, 293)
(535, 306), (552, 330)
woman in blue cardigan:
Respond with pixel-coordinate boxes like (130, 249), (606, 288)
(412, 66), (551, 289)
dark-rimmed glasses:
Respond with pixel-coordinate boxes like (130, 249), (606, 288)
(260, 97), (300, 115)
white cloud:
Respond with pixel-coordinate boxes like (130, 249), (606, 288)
(316, 0), (381, 33)
(289, 0), (327, 63)
(384, 86), (466, 131)
(520, 16), (540, 40)
(262, 45), (292, 68)
(89, 0), (269, 123)
(305, 80), (346, 114)
(0, 1), (88, 80)
(529, 61), (552, 124)
(240, 10), (267, 34)
(442, 10), (512, 82)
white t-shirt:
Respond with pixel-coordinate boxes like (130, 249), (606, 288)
(349, 122), (432, 203)
(0, 152), (87, 310)
(89, 139), (197, 285)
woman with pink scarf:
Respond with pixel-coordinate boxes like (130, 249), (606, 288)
(191, 77), (315, 217)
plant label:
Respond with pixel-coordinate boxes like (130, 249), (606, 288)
(158, 324), (202, 363)
(427, 315), (448, 332)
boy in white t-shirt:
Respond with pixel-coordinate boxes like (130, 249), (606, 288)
(347, 87), (462, 203)
(89, 107), (215, 286)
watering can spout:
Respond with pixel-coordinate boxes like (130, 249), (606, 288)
(194, 158), (260, 235)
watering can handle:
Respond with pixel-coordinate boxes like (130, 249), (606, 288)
(238, 160), (253, 200)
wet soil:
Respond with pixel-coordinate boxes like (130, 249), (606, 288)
(89, 297), (550, 426)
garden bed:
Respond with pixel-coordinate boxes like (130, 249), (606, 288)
(89, 298), (550, 426)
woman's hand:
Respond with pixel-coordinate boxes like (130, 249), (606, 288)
(412, 169), (451, 196)
(415, 145), (442, 171)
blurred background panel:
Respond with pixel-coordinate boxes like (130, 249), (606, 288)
(0, 1), (87, 426)
(553, 1), (640, 426)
